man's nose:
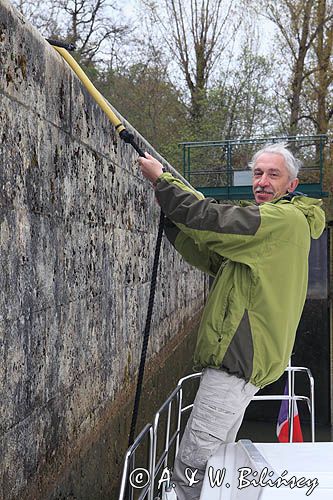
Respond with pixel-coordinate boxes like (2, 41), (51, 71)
(258, 173), (270, 186)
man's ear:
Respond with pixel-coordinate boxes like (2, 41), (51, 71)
(288, 178), (299, 192)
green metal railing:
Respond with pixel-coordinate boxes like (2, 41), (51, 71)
(179, 135), (328, 200)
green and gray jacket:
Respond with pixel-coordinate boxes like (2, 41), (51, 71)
(155, 172), (325, 388)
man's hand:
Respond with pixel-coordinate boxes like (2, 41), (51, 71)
(138, 152), (164, 184)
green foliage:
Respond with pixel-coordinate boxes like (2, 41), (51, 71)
(185, 50), (278, 141)
(96, 62), (189, 168)
(87, 46), (281, 171)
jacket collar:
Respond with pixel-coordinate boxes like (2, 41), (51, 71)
(270, 190), (308, 204)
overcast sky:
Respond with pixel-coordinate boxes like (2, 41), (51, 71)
(118, 0), (277, 56)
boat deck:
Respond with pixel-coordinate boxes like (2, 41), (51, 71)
(200, 440), (333, 499)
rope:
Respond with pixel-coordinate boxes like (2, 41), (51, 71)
(128, 209), (165, 447)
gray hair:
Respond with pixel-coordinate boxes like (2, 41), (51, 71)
(249, 142), (302, 180)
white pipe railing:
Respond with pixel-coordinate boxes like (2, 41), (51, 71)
(119, 366), (315, 500)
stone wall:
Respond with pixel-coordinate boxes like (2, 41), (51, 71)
(0, 1), (207, 497)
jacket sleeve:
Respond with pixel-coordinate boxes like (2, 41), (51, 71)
(155, 172), (270, 266)
(164, 217), (225, 277)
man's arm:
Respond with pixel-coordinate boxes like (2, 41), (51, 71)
(164, 217), (225, 277)
(138, 153), (268, 267)
(138, 152), (225, 275)
(155, 172), (263, 265)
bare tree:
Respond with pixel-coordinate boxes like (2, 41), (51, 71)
(13, 0), (131, 65)
(142, 0), (240, 122)
(252, 0), (333, 136)
(12, 0), (60, 33)
(57, 0), (129, 62)
(312, 0), (333, 135)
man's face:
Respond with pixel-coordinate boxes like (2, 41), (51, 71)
(252, 152), (299, 204)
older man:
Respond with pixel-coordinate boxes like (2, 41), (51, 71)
(138, 143), (325, 500)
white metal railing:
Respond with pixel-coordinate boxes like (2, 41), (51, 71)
(118, 366), (315, 500)
(118, 424), (154, 500)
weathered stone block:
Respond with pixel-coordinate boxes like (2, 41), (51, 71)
(0, 1), (207, 498)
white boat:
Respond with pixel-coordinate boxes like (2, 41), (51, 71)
(200, 439), (333, 499)
(119, 365), (333, 499)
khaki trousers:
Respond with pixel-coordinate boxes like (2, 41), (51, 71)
(172, 368), (259, 499)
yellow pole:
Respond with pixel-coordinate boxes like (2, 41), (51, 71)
(53, 46), (126, 134)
